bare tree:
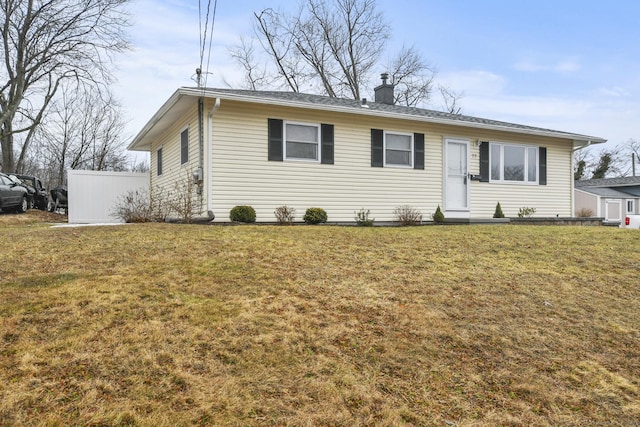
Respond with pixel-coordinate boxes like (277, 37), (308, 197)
(574, 148), (593, 180)
(33, 85), (129, 186)
(621, 139), (640, 176)
(0, 0), (130, 173)
(228, 36), (269, 91)
(385, 46), (436, 107)
(250, 0), (394, 101)
(234, 0), (443, 108)
(253, 7), (304, 93)
(438, 84), (464, 115)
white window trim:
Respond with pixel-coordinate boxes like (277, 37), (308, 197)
(180, 126), (189, 166)
(156, 146), (163, 176)
(489, 142), (538, 185)
(383, 130), (414, 168)
(283, 120), (321, 163)
(627, 199), (635, 214)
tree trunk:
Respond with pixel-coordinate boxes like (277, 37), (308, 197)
(1, 118), (14, 172)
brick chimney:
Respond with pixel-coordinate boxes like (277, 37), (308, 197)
(374, 73), (394, 105)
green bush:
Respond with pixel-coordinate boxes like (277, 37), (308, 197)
(303, 207), (328, 225)
(432, 205), (445, 224)
(493, 202), (505, 219)
(230, 205), (256, 223)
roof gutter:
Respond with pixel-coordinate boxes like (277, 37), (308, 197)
(572, 139), (601, 152)
(127, 88), (185, 151)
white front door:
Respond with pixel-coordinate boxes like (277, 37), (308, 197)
(445, 139), (469, 212)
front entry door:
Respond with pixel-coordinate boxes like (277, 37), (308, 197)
(445, 139), (469, 212)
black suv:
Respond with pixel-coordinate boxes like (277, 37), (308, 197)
(0, 172), (28, 213)
(15, 174), (49, 210)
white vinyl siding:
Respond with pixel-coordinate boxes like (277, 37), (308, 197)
(148, 98), (576, 222)
(149, 105), (202, 219)
(208, 101), (441, 222)
(473, 138), (572, 217)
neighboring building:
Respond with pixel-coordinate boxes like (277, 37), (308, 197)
(128, 82), (606, 223)
(574, 177), (640, 224)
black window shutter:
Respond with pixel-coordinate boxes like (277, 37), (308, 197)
(180, 128), (189, 164)
(539, 147), (547, 185)
(321, 124), (334, 164)
(268, 118), (283, 161)
(371, 129), (384, 167)
(479, 141), (489, 182)
(414, 133), (424, 170)
(157, 148), (163, 176)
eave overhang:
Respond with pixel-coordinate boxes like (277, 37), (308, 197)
(128, 87), (607, 151)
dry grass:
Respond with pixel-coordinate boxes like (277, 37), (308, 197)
(0, 210), (67, 227)
(0, 220), (638, 426)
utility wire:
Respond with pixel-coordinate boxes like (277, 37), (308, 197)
(203, 0), (218, 89)
(197, 0), (217, 89)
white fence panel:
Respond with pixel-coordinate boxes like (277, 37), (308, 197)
(68, 170), (149, 224)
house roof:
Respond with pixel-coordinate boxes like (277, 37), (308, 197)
(574, 176), (640, 188)
(575, 186), (636, 198)
(575, 176), (640, 198)
(128, 87), (608, 151)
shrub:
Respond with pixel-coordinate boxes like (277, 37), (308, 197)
(303, 207), (328, 225)
(432, 205), (445, 224)
(274, 205), (296, 225)
(518, 207), (536, 218)
(354, 208), (374, 226)
(393, 205), (422, 226)
(493, 202), (505, 218)
(230, 205), (256, 223)
(575, 207), (594, 218)
(167, 172), (199, 223)
(111, 188), (153, 223)
(111, 186), (170, 223)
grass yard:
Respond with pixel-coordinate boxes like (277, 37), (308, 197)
(0, 212), (639, 426)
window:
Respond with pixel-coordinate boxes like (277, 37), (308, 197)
(180, 128), (189, 164)
(627, 200), (635, 214)
(371, 129), (424, 169)
(489, 143), (538, 183)
(385, 132), (413, 167)
(268, 119), (334, 164)
(157, 147), (163, 176)
(285, 122), (320, 161)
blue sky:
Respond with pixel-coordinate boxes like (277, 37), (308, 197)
(115, 0), (640, 153)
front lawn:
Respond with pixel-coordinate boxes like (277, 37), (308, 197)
(0, 222), (638, 426)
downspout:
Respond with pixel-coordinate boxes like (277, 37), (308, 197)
(207, 98), (221, 215)
(198, 97), (204, 193)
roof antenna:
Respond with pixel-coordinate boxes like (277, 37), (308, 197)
(195, 68), (202, 88)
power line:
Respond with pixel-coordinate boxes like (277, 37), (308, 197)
(203, 0), (218, 89)
(196, 0), (217, 88)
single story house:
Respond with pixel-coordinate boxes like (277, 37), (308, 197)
(128, 81), (606, 223)
(574, 176), (640, 224)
